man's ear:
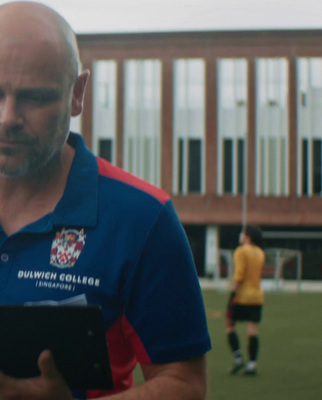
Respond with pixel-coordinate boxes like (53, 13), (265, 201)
(71, 70), (90, 117)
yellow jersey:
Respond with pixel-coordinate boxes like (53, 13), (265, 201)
(233, 244), (265, 305)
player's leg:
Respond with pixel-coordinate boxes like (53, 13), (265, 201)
(225, 308), (244, 374)
(244, 320), (259, 375)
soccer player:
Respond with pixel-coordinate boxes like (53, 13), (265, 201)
(225, 225), (265, 376)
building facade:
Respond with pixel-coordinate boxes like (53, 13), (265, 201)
(74, 29), (322, 280)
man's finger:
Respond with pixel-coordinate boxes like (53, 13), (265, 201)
(38, 349), (60, 379)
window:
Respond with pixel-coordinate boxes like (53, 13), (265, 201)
(255, 58), (289, 196)
(92, 60), (117, 163)
(297, 58), (322, 196)
(70, 62), (84, 134)
(217, 59), (247, 195)
(70, 114), (82, 134)
(173, 59), (205, 194)
(123, 60), (161, 186)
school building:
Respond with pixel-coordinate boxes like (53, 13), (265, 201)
(72, 29), (322, 280)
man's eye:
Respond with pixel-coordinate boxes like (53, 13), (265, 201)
(19, 91), (60, 104)
(23, 94), (49, 102)
(24, 94), (43, 102)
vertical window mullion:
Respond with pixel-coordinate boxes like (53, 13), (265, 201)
(277, 61), (283, 196)
(283, 137), (287, 195)
(307, 62), (312, 196)
(265, 137), (269, 195)
(232, 138), (237, 195)
(302, 139), (308, 195)
(173, 62), (179, 194)
(232, 64), (237, 195)
(147, 62), (153, 184)
(308, 139), (313, 195)
(133, 63), (139, 176)
(183, 62), (189, 194)
(266, 61), (271, 196)
(150, 62), (156, 184)
(138, 61), (144, 179)
(255, 60), (260, 196)
(320, 140), (322, 195)
(218, 138), (223, 195)
(182, 139), (187, 194)
(277, 137), (281, 194)
(217, 60), (223, 195)
(297, 136), (302, 196)
(238, 139), (245, 194)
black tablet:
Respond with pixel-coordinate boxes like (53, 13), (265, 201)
(0, 305), (113, 390)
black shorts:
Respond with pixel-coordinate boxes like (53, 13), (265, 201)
(232, 304), (263, 323)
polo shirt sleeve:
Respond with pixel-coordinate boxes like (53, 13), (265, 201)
(121, 200), (211, 364)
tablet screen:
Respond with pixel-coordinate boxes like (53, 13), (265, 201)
(0, 305), (113, 390)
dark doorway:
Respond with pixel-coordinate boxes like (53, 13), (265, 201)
(183, 225), (206, 277)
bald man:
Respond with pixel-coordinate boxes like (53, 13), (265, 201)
(0, 2), (211, 400)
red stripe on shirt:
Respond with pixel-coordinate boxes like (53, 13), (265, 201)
(87, 315), (151, 399)
(97, 157), (170, 204)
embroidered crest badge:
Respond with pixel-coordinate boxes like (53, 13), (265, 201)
(50, 228), (86, 268)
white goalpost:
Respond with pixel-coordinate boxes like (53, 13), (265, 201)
(263, 248), (302, 290)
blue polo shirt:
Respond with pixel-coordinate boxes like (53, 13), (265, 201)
(0, 132), (211, 397)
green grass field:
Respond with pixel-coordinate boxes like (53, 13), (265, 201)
(135, 289), (322, 399)
(203, 289), (322, 400)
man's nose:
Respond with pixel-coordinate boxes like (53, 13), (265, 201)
(0, 97), (23, 128)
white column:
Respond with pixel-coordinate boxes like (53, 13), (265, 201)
(205, 225), (220, 279)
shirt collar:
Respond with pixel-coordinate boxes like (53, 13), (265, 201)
(52, 132), (98, 228)
(0, 133), (98, 237)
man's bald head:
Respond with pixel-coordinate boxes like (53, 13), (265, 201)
(0, 1), (80, 85)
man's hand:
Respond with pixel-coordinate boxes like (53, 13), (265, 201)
(0, 350), (73, 400)
(226, 291), (236, 319)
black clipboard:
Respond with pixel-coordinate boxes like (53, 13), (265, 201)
(0, 305), (113, 390)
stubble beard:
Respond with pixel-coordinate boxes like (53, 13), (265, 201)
(0, 114), (70, 179)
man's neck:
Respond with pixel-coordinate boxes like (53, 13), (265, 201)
(0, 143), (75, 236)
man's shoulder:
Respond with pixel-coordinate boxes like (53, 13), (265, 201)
(235, 245), (246, 254)
(96, 157), (170, 205)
